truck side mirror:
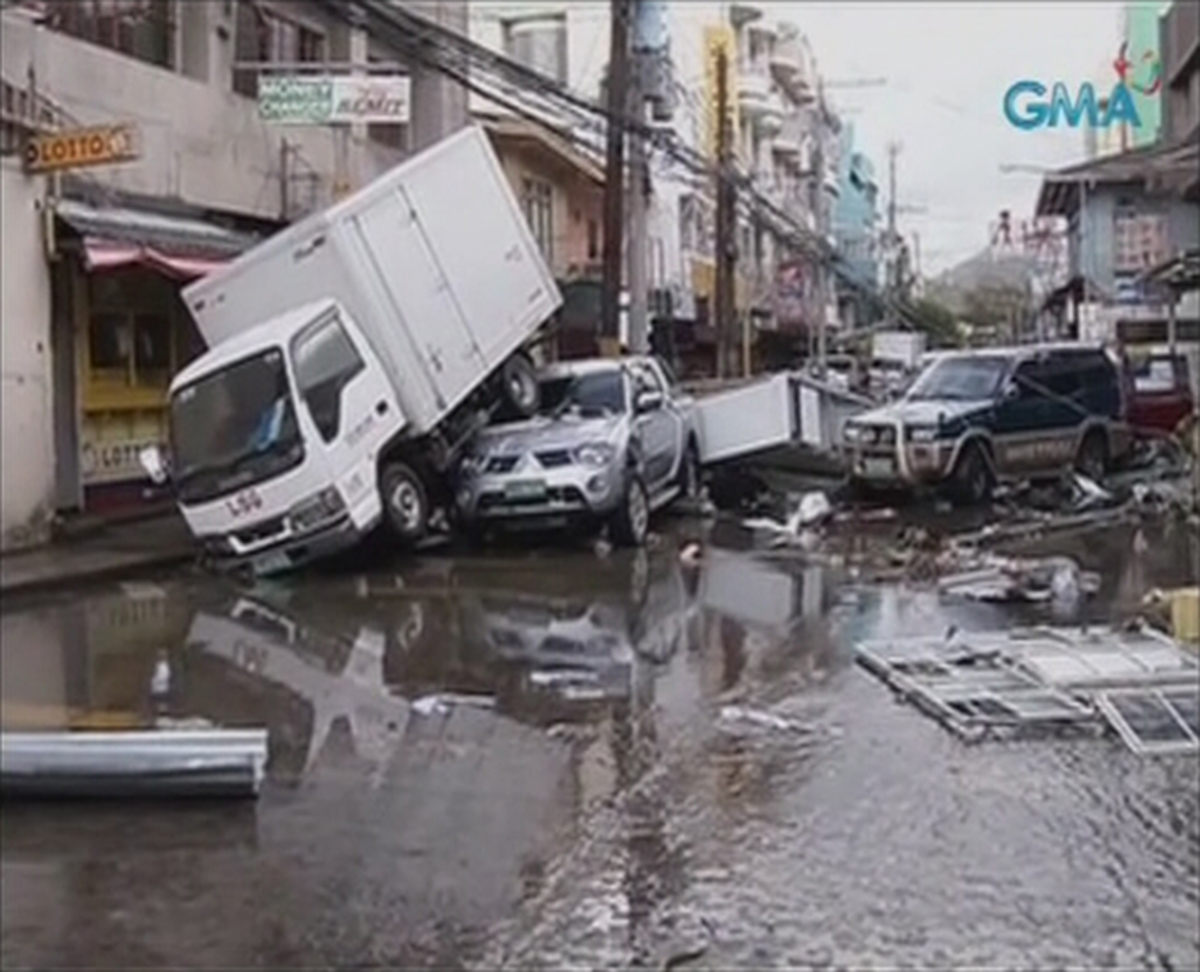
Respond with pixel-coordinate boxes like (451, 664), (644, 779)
(139, 445), (170, 485)
(1001, 380), (1020, 401)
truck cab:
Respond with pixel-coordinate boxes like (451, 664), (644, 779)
(150, 299), (404, 574)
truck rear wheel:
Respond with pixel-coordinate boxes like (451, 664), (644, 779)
(381, 461), (429, 545)
(500, 352), (540, 418)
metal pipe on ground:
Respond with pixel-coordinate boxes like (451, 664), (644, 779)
(1, 729), (269, 800)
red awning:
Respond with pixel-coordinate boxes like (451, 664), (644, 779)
(82, 237), (229, 280)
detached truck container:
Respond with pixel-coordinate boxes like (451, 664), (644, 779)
(141, 126), (561, 574)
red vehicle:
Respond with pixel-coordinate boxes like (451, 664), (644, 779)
(1123, 351), (1195, 436)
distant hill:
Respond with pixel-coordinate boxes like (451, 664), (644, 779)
(929, 248), (1037, 312)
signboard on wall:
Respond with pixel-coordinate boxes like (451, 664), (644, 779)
(703, 25), (739, 161)
(81, 436), (165, 485)
(23, 123), (140, 174)
(259, 75), (411, 125)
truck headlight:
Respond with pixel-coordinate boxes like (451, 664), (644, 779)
(575, 443), (616, 467)
(290, 486), (345, 533)
(907, 426), (939, 443)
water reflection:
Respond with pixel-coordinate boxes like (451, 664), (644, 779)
(0, 540), (846, 969)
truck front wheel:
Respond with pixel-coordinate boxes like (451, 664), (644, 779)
(381, 461), (429, 545)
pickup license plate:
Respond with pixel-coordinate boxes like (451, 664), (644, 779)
(253, 550), (292, 576)
(863, 457), (896, 478)
(504, 480), (547, 501)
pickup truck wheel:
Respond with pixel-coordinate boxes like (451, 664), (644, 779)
(500, 352), (540, 418)
(381, 461), (429, 544)
(610, 474), (650, 548)
(948, 442), (993, 507)
(676, 440), (702, 502)
(1075, 430), (1108, 482)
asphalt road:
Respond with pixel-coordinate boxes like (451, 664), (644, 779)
(2, 514), (1197, 970)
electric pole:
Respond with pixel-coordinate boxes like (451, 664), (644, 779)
(627, 0), (650, 355)
(601, 0), (634, 344)
(885, 140), (902, 323)
(714, 45), (736, 379)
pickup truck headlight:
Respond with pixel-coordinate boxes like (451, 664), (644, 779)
(844, 424), (863, 443)
(290, 486), (345, 533)
(460, 454), (486, 478)
(906, 426), (939, 443)
(575, 443), (616, 467)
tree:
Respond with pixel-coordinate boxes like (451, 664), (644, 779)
(908, 296), (961, 348)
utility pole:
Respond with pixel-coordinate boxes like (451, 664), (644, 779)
(885, 140), (902, 324)
(714, 45), (736, 379)
(627, 0), (650, 355)
(601, 0), (634, 344)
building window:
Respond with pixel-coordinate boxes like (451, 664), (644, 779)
(502, 14), (567, 84)
(233, 2), (327, 99)
(46, 0), (176, 71)
(587, 218), (600, 261)
(521, 177), (554, 265)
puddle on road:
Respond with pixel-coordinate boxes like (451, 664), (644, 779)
(2, 519), (1197, 969)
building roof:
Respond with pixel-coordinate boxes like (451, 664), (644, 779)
(1036, 135), (1200, 216)
(481, 115), (605, 187)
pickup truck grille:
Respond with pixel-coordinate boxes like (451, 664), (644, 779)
(536, 449), (573, 468)
(234, 515), (286, 547)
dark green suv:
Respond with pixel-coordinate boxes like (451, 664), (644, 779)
(844, 344), (1132, 504)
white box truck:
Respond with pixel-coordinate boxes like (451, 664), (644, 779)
(140, 126), (561, 574)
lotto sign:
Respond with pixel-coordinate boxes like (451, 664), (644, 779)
(24, 123), (140, 174)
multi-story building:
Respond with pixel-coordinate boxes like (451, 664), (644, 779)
(0, 0), (469, 548)
(832, 121), (880, 330)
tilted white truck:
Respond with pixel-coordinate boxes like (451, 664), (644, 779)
(140, 126), (561, 574)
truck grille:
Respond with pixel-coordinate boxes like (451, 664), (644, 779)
(536, 449), (573, 468)
(234, 515), (286, 546)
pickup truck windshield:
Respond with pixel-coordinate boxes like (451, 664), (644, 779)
(907, 356), (1009, 402)
(541, 371), (627, 418)
(170, 349), (304, 505)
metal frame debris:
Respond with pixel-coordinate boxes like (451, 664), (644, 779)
(856, 625), (1199, 754)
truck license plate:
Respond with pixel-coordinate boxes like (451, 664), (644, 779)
(504, 480), (547, 501)
(863, 457), (895, 478)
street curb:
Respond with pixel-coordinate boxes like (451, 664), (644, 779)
(0, 548), (198, 601)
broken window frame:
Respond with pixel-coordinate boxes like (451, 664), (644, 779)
(1095, 687), (1199, 756)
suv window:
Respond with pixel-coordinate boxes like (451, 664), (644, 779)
(1132, 356), (1181, 393)
(630, 362), (664, 396)
(291, 315), (364, 443)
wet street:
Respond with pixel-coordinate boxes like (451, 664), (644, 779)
(2, 514), (1197, 971)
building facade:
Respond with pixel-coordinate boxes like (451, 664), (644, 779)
(832, 121), (880, 330)
(0, 0), (468, 544)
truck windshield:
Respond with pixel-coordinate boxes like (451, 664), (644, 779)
(907, 356), (1010, 402)
(169, 349), (304, 505)
(541, 371), (627, 418)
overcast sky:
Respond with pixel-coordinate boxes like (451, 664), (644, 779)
(785, 0), (1129, 273)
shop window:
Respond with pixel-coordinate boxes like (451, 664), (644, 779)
(587, 218), (600, 261)
(233, 2), (327, 99)
(89, 313), (133, 374)
(46, 0), (176, 71)
(135, 314), (172, 373)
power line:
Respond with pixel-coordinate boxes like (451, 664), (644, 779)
(322, 0), (921, 329)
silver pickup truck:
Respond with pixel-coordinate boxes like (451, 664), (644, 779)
(453, 356), (702, 546)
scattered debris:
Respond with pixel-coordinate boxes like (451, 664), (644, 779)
(412, 693), (497, 717)
(717, 705), (816, 736)
(795, 491), (833, 528)
(679, 542), (704, 567)
(593, 537), (614, 559)
(855, 624), (1199, 754)
(1142, 587), (1199, 645)
(938, 556), (1100, 605)
(1070, 473), (1113, 510)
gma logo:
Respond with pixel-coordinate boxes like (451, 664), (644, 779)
(1003, 81), (1142, 131)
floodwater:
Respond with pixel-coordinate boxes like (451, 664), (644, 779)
(2, 515), (1197, 970)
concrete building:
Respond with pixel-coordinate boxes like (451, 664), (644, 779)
(0, 0), (469, 545)
(832, 121), (880, 330)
